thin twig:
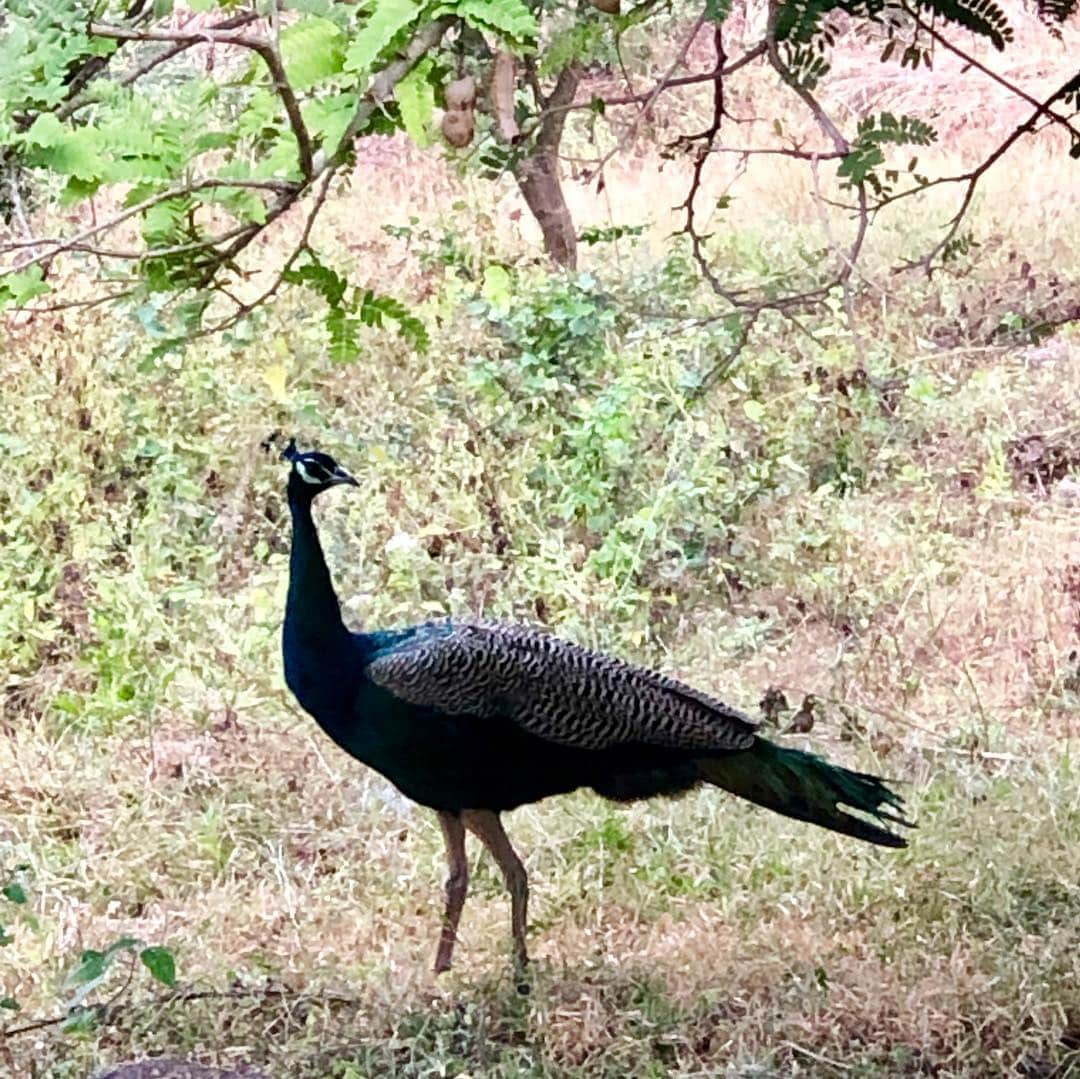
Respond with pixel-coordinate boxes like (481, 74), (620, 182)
(0, 180), (295, 274)
(589, 14), (709, 184)
(531, 40), (768, 125)
(201, 165), (340, 336)
(1, 982), (364, 1040)
(765, 0), (849, 155)
(15, 289), (135, 314)
(58, 12), (261, 122)
(890, 72), (1078, 273)
(706, 143), (847, 160)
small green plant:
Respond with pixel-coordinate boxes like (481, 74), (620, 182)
(61, 937), (178, 1033)
(1, 868), (177, 1034)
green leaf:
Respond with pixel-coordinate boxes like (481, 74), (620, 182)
(922, 0), (1012, 50)
(251, 136), (306, 181)
(64, 937), (140, 992)
(142, 197), (194, 247)
(61, 1006), (97, 1035)
(344, 0), (420, 76)
(0, 926), (12, 946)
(327, 307), (362, 363)
(195, 186), (268, 226)
(394, 58), (435, 148)
(39, 136), (106, 181)
(0, 266), (51, 307)
(356, 289), (430, 351)
(60, 175), (103, 206)
(283, 261), (350, 306)
(140, 946), (177, 987)
(838, 144), (884, 185)
(280, 16), (346, 90)
(0, 997), (19, 1011)
(481, 264), (513, 311)
(443, 0), (537, 43)
(20, 113), (65, 148)
(742, 399), (766, 424)
(303, 93), (359, 150)
(65, 950), (107, 988)
(2, 883), (27, 905)
(104, 936), (140, 959)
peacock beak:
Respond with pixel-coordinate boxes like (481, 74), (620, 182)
(332, 466), (359, 487)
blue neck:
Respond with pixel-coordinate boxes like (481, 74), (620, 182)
(285, 490), (350, 646)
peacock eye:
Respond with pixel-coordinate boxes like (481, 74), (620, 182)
(294, 459), (327, 485)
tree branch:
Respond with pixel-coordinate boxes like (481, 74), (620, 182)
(1, 180), (296, 273)
(4, 15), (451, 320)
(88, 22), (314, 180)
(887, 71), (1080, 273)
(331, 17), (453, 165)
(58, 12), (260, 123)
(765, 1), (848, 154)
(904, 5), (1080, 143)
(589, 14), (710, 183)
(201, 166), (340, 335)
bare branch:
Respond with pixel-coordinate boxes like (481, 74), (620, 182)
(247, 38), (315, 181)
(890, 71), (1078, 274)
(675, 23), (735, 300)
(589, 14), (710, 184)
(88, 22), (265, 47)
(667, 3), (872, 316)
(202, 166), (340, 336)
(765, 1), (848, 154)
(59, 12), (261, 123)
(0, 180), (297, 273)
(704, 143), (846, 161)
(15, 289), (135, 314)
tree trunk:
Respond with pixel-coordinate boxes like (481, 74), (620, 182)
(513, 65), (580, 270)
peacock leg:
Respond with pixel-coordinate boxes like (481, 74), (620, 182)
(433, 810), (469, 974)
(463, 810), (529, 969)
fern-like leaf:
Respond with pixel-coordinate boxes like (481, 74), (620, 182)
(394, 57), (436, 148)
(918, 0), (1013, 50)
(1033, 0), (1078, 24)
(327, 308), (361, 364)
(357, 290), (431, 351)
(282, 263), (349, 307)
(437, 0), (538, 45)
(280, 16), (346, 90)
(344, 0), (420, 76)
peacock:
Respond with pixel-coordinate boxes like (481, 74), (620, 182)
(278, 439), (911, 973)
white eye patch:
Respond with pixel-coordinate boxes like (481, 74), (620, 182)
(295, 459), (324, 484)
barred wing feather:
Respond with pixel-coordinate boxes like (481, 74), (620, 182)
(366, 622), (758, 752)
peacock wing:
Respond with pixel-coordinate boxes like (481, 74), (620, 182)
(365, 621), (758, 752)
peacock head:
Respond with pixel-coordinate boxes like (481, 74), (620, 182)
(281, 438), (359, 500)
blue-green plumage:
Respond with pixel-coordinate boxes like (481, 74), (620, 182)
(279, 441), (911, 972)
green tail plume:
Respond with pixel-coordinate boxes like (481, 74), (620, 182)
(699, 738), (912, 848)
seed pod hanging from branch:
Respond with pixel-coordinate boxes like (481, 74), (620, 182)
(441, 75), (477, 148)
(491, 50), (519, 142)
